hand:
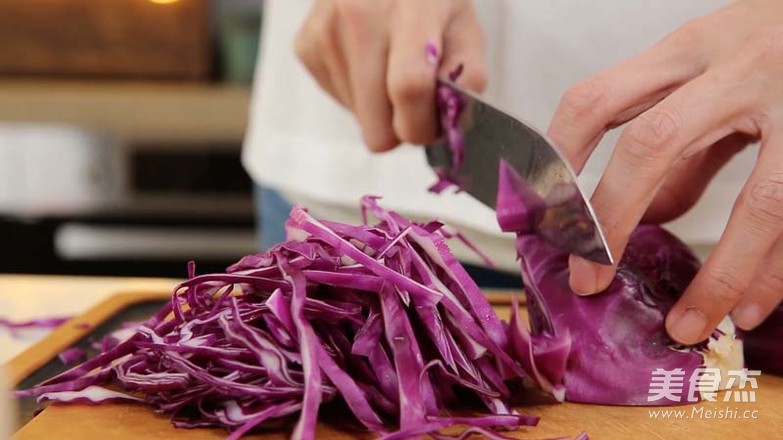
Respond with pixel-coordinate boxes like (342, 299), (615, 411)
(294, 0), (487, 152)
(547, 0), (783, 344)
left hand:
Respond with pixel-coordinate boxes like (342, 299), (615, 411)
(547, 0), (783, 345)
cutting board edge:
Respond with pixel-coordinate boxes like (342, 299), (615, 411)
(5, 288), (522, 387)
(5, 290), (172, 386)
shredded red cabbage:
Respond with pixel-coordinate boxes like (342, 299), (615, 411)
(429, 64), (466, 194)
(18, 197), (564, 439)
(426, 42), (440, 66)
(0, 316), (71, 332)
(58, 348), (87, 366)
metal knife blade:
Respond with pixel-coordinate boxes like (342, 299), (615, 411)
(426, 79), (613, 265)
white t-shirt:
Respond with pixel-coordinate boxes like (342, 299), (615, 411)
(243, 0), (750, 271)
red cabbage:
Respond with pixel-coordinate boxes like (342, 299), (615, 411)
(497, 167), (744, 405)
(496, 160), (546, 234)
(18, 197), (550, 439)
(429, 65), (466, 194)
(739, 304), (783, 375)
(58, 348), (87, 366)
(424, 61), (741, 405)
(426, 42), (440, 66)
(0, 316), (71, 331)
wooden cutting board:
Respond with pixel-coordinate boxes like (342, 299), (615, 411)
(8, 291), (783, 440)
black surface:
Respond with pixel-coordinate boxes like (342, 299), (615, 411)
(0, 216), (252, 277)
(0, 143), (256, 277)
(462, 262), (522, 289)
(133, 149), (252, 194)
(13, 299), (168, 431)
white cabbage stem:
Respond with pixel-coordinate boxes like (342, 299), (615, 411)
(702, 316), (745, 391)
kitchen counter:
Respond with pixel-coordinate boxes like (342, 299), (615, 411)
(0, 275), (179, 364)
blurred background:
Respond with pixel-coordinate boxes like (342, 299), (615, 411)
(0, 0), (264, 277)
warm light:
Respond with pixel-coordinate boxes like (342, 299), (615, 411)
(148, 0), (181, 4)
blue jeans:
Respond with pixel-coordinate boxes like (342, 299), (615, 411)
(254, 185), (293, 251)
(253, 185), (521, 288)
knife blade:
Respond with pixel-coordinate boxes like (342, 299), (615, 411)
(426, 79), (613, 265)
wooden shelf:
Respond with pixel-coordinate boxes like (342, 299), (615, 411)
(0, 79), (251, 144)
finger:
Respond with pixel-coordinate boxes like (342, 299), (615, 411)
(666, 135), (783, 344)
(731, 236), (783, 330)
(338, 0), (398, 152)
(643, 133), (750, 223)
(319, 12), (353, 108)
(439, 3), (488, 93)
(386, 0), (450, 145)
(297, 47), (342, 104)
(547, 24), (708, 173)
(294, 1), (352, 107)
(568, 70), (757, 296)
(294, 12), (349, 106)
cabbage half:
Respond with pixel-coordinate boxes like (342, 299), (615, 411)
(740, 304), (783, 375)
(498, 161), (744, 405)
(430, 69), (743, 405)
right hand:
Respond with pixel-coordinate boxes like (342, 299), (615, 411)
(295, 0), (488, 152)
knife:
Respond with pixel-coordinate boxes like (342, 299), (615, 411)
(426, 78), (614, 265)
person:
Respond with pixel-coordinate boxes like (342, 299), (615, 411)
(243, 0), (783, 347)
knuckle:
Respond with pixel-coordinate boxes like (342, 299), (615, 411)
(705, 268), (746, 305)
(627, 110), (680, 148)
(755, 270), (783, 298)
(335, 0), (368, 27)
(755, 26), (783, 62)
(293, 17), (328, 67)
(665, 18), (706, 52)
(393, 115), (435, 145)
(743, 173), (783, 227)
(293, 31), (312, 63)
(359, 118), (399, 153)
(388, 72), (433, 105)
(559, 78), (606, 119)
(461, 65), (488, 93)
(365, 131), (399, 152)
(745, 111), (774, 137)
(620, 110), (680, 167)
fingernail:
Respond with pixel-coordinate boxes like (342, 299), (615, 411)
(731, 303), (763, 330)
(569, 255), (598, 295)
(669, 308), (708, 344)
